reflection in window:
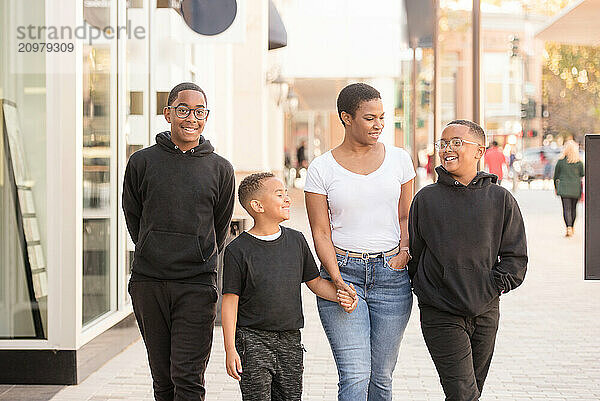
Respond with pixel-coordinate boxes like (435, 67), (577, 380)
(0, 148), (46, 338)
(486, 83), (503, 104)
(82, 219), (110, 324)
(0, 0), (48, 339)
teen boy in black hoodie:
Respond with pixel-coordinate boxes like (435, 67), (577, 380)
(408, 120), (527, 401)
(123, 82), (235, 401)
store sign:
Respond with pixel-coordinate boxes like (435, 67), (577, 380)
(181, 0), (237, 35)
(179, 0), (246, 43)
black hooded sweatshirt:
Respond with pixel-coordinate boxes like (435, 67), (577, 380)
(122, 132), (235, 287)
(408, 166), (527, 317)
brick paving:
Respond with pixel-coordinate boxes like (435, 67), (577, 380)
(1, 185), (599, 401)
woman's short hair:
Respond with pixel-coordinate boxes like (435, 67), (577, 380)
(336, 83), (381, 126)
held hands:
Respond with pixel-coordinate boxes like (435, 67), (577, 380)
(333, 279), (357, 313)
(337, 283), (358, 313)
(225, 348), (243, 381)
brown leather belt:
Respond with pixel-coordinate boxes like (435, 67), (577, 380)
(334, 245), (400, 259)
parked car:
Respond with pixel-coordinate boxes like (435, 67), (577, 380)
(512, 147), (562, 182)
(512, 146), (585, 183)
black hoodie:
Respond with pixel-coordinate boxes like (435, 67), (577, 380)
(122, 132), (235, 287)
(408, 166), (527, 317)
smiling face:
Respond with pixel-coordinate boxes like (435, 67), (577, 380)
(439, 124), (485, 178)
(163, 89), (207, 151)
(250, 177), (291, 222)
(341, 98), (384, 145)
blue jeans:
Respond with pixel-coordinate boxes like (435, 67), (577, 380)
(317, 251), (413, 401)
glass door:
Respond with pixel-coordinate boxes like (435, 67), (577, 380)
(82, 0), (118, 327)
(120, 0), (150, 305)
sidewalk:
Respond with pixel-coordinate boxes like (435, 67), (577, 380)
(1, 187), (598, 401)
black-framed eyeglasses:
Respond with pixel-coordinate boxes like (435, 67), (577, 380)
(166, 105), (210, 120)
(434, 138), (483, 151)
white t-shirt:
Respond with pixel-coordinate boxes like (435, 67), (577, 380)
(246, 227), (282, 241)
(304, 145), (415, 253)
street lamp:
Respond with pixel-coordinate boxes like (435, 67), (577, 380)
(287, 88), (299, 112)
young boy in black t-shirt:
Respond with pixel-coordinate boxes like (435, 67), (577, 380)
(221, 172), (357, 401)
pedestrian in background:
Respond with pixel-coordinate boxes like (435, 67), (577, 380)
(484, 141), (507, 185)
(305, 83), (415, 401)
(553, 140), (584, 237)
(123, 82), (235, 401)
(540, 150), (553, 189)
(296, 140), (307, 169)
(409, 120), (528, 401)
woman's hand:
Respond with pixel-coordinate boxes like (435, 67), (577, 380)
(387, 250), (410, 270)
(337, 283), (358, 313)
(333, 278), (357, 299)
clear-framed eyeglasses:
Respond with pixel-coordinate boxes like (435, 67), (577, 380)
(166, 105), (210, 120)
(434, 138), (483, 151)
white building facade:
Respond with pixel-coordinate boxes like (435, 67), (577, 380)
(0, 0), (286, 383)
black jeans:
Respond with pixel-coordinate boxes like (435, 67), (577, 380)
(129, 280), (217, 401)
(236, 327), (304, 401)
(561, 196), (578, 227)
(420, 300), (500, 401)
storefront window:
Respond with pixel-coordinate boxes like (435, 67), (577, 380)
(0, 0), (48, 338)
(438, 0), (473, 124)
(440, 52), (459, 125)
(82, 0), (116, 326)
(395, 59), (412, 148)
(416, 49), (434, 172)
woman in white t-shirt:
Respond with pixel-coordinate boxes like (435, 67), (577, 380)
(304, 83), (415, 401)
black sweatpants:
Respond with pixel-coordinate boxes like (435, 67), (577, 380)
(129, 280), (217, 401)
(235, 327), (304, 401)
(420, 301), (500, 401)
(561, 196), (578, 227)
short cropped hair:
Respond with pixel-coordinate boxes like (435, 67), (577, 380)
(446, 119), (486, 145)
(168, 82), (207, 106)
(337, 83), (381, 126)
(238, 172), (275, 212)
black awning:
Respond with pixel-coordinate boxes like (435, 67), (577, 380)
(269, 0), (287, 50)
(405, 0), (434, 48)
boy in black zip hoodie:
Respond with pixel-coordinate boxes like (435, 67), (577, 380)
(123, 82), (235, 401)
(408, 120), (527, 401)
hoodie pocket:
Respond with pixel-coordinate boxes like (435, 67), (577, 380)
(443, 265), (497, 310)
(139, 230), (205, 267)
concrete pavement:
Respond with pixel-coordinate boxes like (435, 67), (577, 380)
(1, 186), (598, 401)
